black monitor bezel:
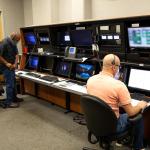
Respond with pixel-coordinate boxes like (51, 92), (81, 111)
(127, 27), (150, 49)
(54, 60), (72, 78)
(126, 66), (150, 95)
(26, 55), (39, 70)
(70, 29), (93, 47)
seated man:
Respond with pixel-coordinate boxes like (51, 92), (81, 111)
(86, 54), (147, 150)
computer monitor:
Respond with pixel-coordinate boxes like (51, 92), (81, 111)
(128, 27), (150, 48)
(27, 55), (39, 70)
(75, 63), (95, 81)
(127, 67), (150, 93)
(71, 30), (93, 46)
(57, 32), (71, 46)
(55, 61), (72, 77)
(39, 56), (54, 73)
(24, 32), (37, 45)
(38, 32), (50, 45)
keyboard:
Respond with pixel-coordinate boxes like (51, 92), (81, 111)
(39, 75), (58, 82)
(67, 80), (86, 86)
(26, 72), (41, 78)
(131, 93), (150, 103)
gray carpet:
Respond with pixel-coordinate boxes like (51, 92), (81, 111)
(0, 95), (128, 150)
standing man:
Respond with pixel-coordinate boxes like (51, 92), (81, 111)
(0, 32), (21, 108)
(87, 54), (147, 150)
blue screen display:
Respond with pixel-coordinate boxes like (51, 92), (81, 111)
(76, 63), (95, 80)
(28, 56), (39, 69)
(55, 61), (71, 77)
(25, 33), (36, 45)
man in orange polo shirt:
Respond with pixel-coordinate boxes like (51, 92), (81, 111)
(87, 54), (147, 150)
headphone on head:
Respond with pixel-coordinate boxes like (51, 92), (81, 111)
(111, 54), (116, 65)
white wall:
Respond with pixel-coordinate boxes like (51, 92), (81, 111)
(0, 0), (24, 36)
(0, 0), (24, 52)
(92, 0), (150, 20)
(23, 0), (33, 26)
(32, 0), (52, 25)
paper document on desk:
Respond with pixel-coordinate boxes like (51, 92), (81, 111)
(68, 84), (87, 94)
(131, 99), (140, 106)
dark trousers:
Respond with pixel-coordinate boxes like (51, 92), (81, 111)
(1, 68), (16, 105)
(117, 113), (144, 149)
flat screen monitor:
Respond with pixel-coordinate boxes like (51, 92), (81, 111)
(75, 63), (95, 81)
(38, 32), (50, 45)
(57, 32), (71, 46)
(40, 56), (54, 73)
(128, 27), (150, 48)
(71, 30), (93, 46)
(27, 55), (39, 70)
(127, 68), (150, 92)
(55, 61), (71, 77)
(24, 32), (37, 45)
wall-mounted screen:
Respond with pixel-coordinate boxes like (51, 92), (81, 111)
(57, 32), (71, 46)
(75, 63), (95, 80)
(26, 55), (39, 70)
(71, 30), (93, 46)
(55, 61), (72, 77)
(24, 32), (37, 45)
(127, 67), (150, 92)
(128, 27), (150, 48)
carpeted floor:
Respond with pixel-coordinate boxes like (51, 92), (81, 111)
(0, 94), (129, 150)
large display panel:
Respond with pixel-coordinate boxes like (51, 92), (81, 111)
(71, 30), (93, 46)
(128, 27), (150, 48)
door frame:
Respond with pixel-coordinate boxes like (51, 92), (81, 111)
(0, 10), (4, 41)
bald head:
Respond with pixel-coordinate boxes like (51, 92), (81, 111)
(102, 54), (120, 77)
(103, 54), (120, 67)
(10, 32), (21, 43)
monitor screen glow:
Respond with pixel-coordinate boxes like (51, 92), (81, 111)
(128, 68), (150, 91)
(76, 63), (95, 80)
(128, 27), (150, 48)
(28, 56), (39, 69)
(24, 33), (36, 45)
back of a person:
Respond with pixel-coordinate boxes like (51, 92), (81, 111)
(87, 72), (123, 117)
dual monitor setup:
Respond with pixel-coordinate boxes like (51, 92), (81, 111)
(25, 55), (96, 82)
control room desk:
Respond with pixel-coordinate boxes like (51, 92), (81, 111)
(16, 71), (150, 141)
(17, 71), (87, 113)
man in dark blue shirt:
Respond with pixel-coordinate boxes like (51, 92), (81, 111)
(0, 32), (21, 108)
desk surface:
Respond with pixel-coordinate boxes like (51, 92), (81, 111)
(16, 71), (87, 95)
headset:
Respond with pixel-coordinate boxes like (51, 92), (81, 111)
(111, 54), (116, 65)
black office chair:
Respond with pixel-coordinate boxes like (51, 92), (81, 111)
(81, 94), (142, 150)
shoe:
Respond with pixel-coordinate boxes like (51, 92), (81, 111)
(13, 97), (24, 103)
(8, 102), (19, 108)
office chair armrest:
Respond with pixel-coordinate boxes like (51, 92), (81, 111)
(88, 131), (99, 144)
(128, 113), (142, 124)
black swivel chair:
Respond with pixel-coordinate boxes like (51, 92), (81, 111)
(81, 94), (142, 150)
